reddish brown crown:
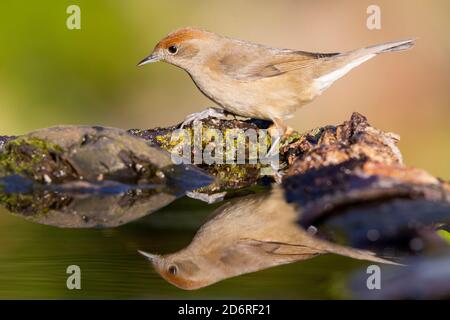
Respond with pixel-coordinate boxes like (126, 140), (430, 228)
(155, 27), (212, 50)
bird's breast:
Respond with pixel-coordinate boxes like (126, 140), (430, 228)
(188, 68), (315, 120)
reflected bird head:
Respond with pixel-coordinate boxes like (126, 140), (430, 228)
(138, 250), (208, 290)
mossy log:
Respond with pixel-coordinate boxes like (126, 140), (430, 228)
(0, 113), (449, 226)
(0, 113), (448, 195)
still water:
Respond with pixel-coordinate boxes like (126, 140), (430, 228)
(0, 196), (367, 299)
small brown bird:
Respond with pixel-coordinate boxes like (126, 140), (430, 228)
(138, 27), (414, 133)
(139, 188), (395, 290)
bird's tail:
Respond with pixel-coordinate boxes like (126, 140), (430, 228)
(314, 38), (416, 93)
(359, 38), (416, 55)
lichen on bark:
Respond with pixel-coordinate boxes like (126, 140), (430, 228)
(129, 117), (275, 192)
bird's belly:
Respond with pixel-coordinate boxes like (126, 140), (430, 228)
(193, 74), (308, 120)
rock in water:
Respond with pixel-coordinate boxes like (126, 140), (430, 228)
(0, 126), (214, 228)
(0, 125), (212, 189)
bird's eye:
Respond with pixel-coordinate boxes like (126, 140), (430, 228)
(168, 265), (178, 275)
(168, 45), (178, 54)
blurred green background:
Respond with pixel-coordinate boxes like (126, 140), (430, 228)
(0, 0), (449, 298)
(1, 0), (449, 178)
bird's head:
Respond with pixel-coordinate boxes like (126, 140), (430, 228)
(138, 250), (214, 290)
(137, 27), (217, 70)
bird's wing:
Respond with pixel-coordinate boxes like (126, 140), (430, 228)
(238, 239), (320, 254)
(219, 239), (321, 267)
(217, 46), (340, 81)
(220, 238), (399, 269)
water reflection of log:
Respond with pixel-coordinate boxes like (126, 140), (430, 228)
(349, 253), (450, 299)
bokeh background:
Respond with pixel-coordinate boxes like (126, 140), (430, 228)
(1, 0), (449, 178)
(0, 0), (449, 298)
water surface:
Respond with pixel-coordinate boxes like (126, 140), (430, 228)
(0, 197), (366, 299)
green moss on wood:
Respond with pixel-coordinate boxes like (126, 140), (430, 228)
(0, 137), (76, 183)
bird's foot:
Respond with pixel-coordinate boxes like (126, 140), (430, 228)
(180, 107), (229, 128)
(272, 169), (285, 184)
(186, 191), (227, 204)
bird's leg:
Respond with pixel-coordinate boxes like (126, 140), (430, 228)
(180, 107), (230, 128)
(266, 136), (281, 159)
(266, 117), (287, 158)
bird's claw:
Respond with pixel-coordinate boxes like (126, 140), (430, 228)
(272, 169), (285, 184)
(180, 107), (228, 128)
(186, 191), (227, 204)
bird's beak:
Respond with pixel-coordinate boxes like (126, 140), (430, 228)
(137, 53), (161, 66)
(138, 250), (159, 262)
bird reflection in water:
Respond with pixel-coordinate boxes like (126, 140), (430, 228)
(139, 187), (393, 290)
